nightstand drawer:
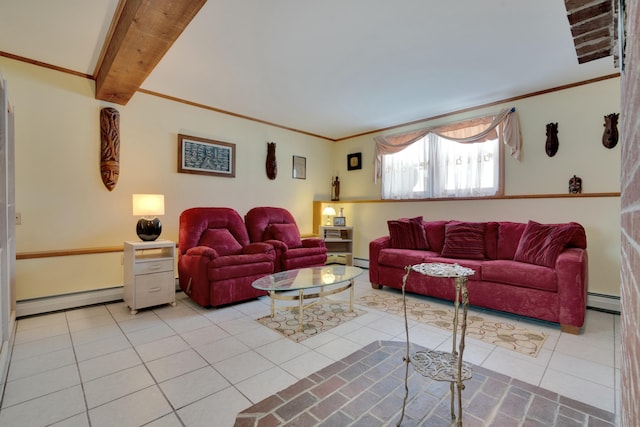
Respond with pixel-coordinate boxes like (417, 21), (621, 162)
(134, 259), (173, 275)
(135, 273), (175, 308)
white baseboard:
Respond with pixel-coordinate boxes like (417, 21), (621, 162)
(16, 287), (124, 318)
(353, 258), (369, 269)
(587, 292), (621, 313)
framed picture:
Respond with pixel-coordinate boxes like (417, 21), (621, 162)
(178, 134), (236, 177)
(347, 152), (362, 170)
(292, 155), (306, 179)
(333, 216), (346, 226)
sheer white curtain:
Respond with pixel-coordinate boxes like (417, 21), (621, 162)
(374, 107), (522, 183)
(432, 136), (499, 198)
(381, 134), (499, 199)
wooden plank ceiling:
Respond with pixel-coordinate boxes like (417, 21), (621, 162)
(94, 0), (207, 105)
(564, 0), (619, 66)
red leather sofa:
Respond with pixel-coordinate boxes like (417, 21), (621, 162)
(245, 207), (327, 272)
(178, 207), (275, 307)
(369, 218), (588, 334)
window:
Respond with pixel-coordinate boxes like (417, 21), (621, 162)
(381, 132), (502, 199)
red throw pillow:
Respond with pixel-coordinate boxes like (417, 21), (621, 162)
(387, 216), (429, 250)
(441, 221), (486, 260)
(198, 229), (243, 256)
(269, 223), (303, 248)
(514, 221), (576, 268)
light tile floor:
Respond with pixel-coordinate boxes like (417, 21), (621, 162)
(0, 274), (620, 426)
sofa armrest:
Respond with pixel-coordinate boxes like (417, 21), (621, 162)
(369, 236), (391, 286)
(555, 248), (588, 330)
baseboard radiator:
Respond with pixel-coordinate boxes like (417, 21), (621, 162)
(15, 272), (619, 317)
(586, 292), (621, 313)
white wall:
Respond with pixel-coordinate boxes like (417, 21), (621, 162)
(1, 57), (335, 300)
(331, 78), (621, 296)
(2, 56), (622, 300)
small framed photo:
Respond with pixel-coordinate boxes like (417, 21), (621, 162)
(178, 134), (235, 177)
(292, 155), (306, 179)
(333, 216), (346, 226)
(347, 152), (362, 170)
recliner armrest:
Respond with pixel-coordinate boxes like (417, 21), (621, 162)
(244, 242), (275, 256)
(185, 246), (219, 258)
(302, 238), (326, 248)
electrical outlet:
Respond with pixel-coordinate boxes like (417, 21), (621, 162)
(15, 212), (21, 225)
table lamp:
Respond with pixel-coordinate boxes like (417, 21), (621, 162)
(322, 206), (336, 226)
(132, 194), (164, 241)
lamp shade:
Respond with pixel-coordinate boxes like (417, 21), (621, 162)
(132, 194), (164, 241)
(322, 206), (336, 216)
(132, 194), (165, 217)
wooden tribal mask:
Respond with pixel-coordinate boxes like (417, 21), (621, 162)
(100, 107), (120, 191)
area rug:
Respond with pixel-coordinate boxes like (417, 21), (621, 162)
(357, 293), (547, 357)
(256, 302), (366, 343)
(235, 340), (615, 426)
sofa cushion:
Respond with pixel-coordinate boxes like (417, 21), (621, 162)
(198, 229), (243, 256)
(441, 221), (486, 260)
(497, 222), (526, 260)
(379, 248), (437, 267)
(269, 223), (303, 248)
(482, 259), (557, 292)
(388, 216), (429, 250)
(424, 221), (447, 253)
(514, 221), (576, 268)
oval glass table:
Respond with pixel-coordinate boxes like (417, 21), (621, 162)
(252, 265), (363, 332)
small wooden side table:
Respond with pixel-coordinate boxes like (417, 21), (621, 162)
(397, 263), (475, 427)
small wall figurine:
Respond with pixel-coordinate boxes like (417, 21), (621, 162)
(602, 113), (619, 149)
(100, 107), (120, 191)
(266, 142), (277, 179)
(569, 175), (582, 194)
(331, 176), (340, 201)
(545, 122), (559, 157)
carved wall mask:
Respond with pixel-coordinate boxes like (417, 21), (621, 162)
(602, 113), (619, 149)
(545, 122), (559, 157)
(100, 107), (120, 191)
(266, 142), (277, 179)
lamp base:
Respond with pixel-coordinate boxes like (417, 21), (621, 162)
(136, 218), (162, 241)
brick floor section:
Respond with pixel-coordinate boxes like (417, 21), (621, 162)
(235, 341), (616, 426)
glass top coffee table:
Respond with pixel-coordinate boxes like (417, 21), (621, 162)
(252, 265), (363, 332)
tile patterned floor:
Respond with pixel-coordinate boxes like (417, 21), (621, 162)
(0, 274), (621, 426)
(235, 340), (616, 426)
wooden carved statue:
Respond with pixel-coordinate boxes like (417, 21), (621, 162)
(331, 176), (340, 201)
(602, 113), (619, 149)
(545, 122), (559, 157)
(100, 107), (120, 191)
(266, 142), (277, 179)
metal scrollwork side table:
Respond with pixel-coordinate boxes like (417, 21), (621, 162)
(397, 263), (475, 427)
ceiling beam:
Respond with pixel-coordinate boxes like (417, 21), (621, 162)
(95, 0), (207, 105)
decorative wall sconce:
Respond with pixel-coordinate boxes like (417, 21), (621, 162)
(545, 122), (559, 157)
(100, 107), (120, 191)
(602, 113), (619, 149)
(133, 194), (165, 241)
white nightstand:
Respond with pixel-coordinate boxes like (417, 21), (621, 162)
(123, 240), (176, 314)
(319, 226), (354, 265)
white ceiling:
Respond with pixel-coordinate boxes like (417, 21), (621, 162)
(0, 0), (617, 140)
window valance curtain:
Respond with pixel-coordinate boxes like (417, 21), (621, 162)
(373, 107), (522, 182)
